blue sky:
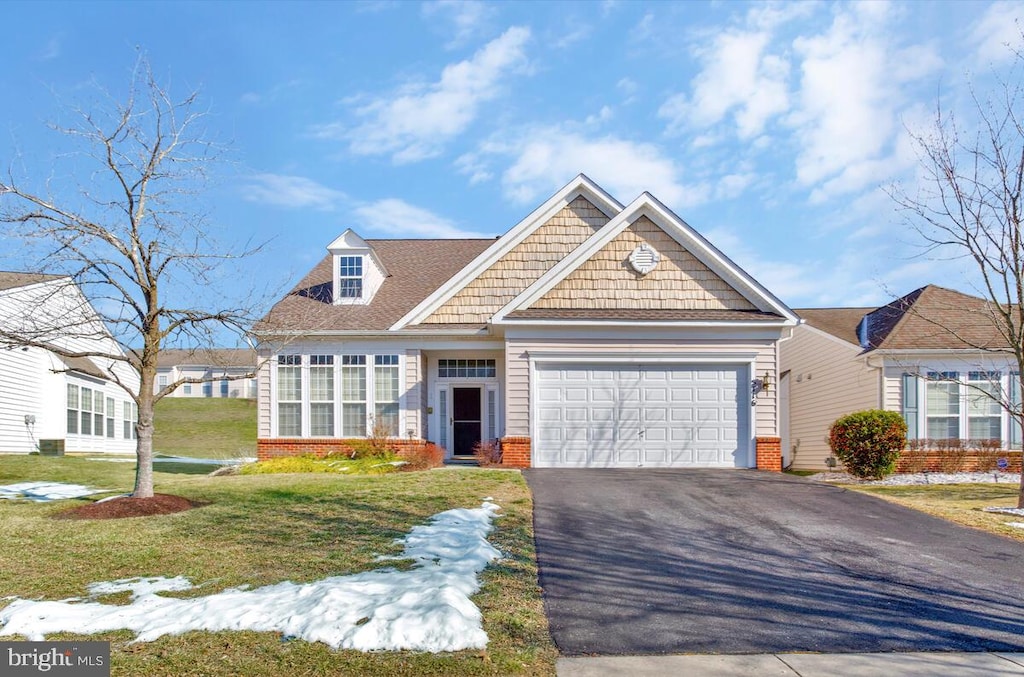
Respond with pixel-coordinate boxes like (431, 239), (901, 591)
(1, 0), (1021, 312)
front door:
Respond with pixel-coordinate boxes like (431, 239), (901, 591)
(452, 387), (482, 456)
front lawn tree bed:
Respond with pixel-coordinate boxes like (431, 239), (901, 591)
(0, 455), (556, 676)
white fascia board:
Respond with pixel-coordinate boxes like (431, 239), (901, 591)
(254, 328), (494, 339)
(388, 174), (624, 330)
(527, 350), (761, 364)
(495, 318), (791, 329)
(493, 193), (799, 324)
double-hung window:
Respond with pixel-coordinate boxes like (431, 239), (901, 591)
(967, 371), (1002, 440)
(342, 355), (367, 436)
(310, 355), (335, 436)
(123, 401), (138, 440)
(925, 372), (959, 439)
(277, 355), (302, 436)
(106, 397), (115, 438)
(80, 386), (93, 435)
(339, 256), (363, 299)
(67, 384), (80, 434)
(374, 355), (400, 435)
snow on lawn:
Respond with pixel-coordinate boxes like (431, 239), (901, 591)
(810, 471), (1023, 486)
(0, 482), (107, 502)
(983, 507), (1024, 517)
(0, 500), (503, 653)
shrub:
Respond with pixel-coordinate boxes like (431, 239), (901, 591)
(972, 438), (1002, 472)
(473, 439), (502, 467)
(934, 437), (968, 473)
(397, 442), (444, 471)
(828, 410), (907, 479)
(901, 438), (929, 474)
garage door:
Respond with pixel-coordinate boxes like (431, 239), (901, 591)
(534, 364), (749, 468)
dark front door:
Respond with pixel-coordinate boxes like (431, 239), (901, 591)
(452, 387), (482, 456)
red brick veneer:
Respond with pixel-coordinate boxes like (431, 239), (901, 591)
(500, 436), (531, 468)
(894, 451), (1022, 473)
(257, 438), (430, 460)
(756, 437), (783, 471)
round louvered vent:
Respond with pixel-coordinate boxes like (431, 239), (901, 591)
(628, 243), (660, 275)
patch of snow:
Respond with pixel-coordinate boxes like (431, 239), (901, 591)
(1008, 522), (1024, 529)
(808, 472), (1023, 486)
(371, 461), (409, 468)
(153, 455), (255, 466)
(0, 501), (503, 653)
(983, 507), (1024, 517)
(0, 482), (107, 502)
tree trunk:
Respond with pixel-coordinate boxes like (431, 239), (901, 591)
(133, 367), (157, 499)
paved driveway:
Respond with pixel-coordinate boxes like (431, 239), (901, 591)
(525, 469), (1024, 655)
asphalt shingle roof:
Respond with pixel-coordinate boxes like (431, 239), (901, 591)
(0, 271), (63, 292)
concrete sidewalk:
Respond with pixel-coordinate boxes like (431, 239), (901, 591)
(558, 652), (1024, 676)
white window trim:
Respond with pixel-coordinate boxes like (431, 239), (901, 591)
(910, 369), (1015, 445)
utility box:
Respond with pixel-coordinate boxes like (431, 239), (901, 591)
(39, 439), (65, 456)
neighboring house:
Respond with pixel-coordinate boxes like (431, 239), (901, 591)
(155, 349), (258, 399)
(255, 175), (799, 469)
(781, 285), (1023, 470)
(0, 272), (141, 454)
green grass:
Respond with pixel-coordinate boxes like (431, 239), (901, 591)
(0, 455), (556, 676)
(152, 398), (256, 459)
(850, 482), (1024, 541)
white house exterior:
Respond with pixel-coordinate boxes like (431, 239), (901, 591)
(0, 272), (141, 454)
(781, 286), (1023, 470)
(155, 349), (257, 399)
(255, 176), (799, 469)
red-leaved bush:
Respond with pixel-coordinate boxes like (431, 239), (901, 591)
(829, 410), (907, 479)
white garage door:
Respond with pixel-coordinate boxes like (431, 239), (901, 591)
(534, 364), (750, 468)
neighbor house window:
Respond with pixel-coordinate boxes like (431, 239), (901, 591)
(339, 256), (363, 299)
(374, 355), (400, 435)
(80, 386), (93, 435)
(93, 390), (104, 437)
(967, 371), (1002, 440)
(123, 401), (138, 440)
(438, 359), (496, 378)
(158, 375), (168, 389)
(183, 383), (192, 395)
(342, 355), (367, 436)
(67, 384), (79, 434)
(310, 355), (335, 437)
(277, 355), (302, 436)
(203, 381), (213, 397)
(106, 397), (115, 439)
(925, 372), (959, 439)
(220, 379), (229, 397)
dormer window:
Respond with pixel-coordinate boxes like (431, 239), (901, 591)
(339, 256), (363, 299)
(327, 229), (388, 306)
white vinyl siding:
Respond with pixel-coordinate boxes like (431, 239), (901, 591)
(778, 325), (880, 470)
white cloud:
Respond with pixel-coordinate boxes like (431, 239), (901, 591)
(240, 174), (346, 210)
(464, 125), (706, 208)
(969, 1), (1024, 65)
(327, 26), (530, 163)
(37, 37), (61, 61)
(789, 4), (942, 200)
(422, 1), (496, 49)
(659, 29), (790, 139)
(353, 199), (489, 238)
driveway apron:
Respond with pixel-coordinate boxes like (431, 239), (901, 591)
(525, 469), (1024, 655)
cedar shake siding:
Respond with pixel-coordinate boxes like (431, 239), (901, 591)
(530, 216), (757, 311)
(422, 196), (609, 324)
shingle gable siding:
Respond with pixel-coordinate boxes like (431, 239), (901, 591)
(529, 216), (756, 311)
(420, 196), (609, 324)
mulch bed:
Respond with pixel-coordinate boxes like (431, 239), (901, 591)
(53, 494), (206, 520)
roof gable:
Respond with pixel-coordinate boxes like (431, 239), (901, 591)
(390, 174), (622, 329)
(494, 193), (799, 324)
(0, 271), (64, 293)
(795, 307), (875, 346)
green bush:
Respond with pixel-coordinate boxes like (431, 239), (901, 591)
(828, 410), (908, 479)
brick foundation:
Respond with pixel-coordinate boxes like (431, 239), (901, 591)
(500, 436), (531, 468)
(257, 438), (430, 460)
(756, 437), (783, 472)
(894, 450), (1022, 473)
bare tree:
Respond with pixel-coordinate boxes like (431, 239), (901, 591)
(888, 49), (1024, 506)
(0, 57), (264, 498)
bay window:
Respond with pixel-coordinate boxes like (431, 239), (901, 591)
(374, 355), (400, 435)
(310, 355), (335, 437)
(277, 355), (302, 437)
(342, 355), (367, 436)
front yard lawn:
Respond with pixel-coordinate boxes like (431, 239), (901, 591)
(0, 456), (556, 676)
(850, 483), (1024, 542)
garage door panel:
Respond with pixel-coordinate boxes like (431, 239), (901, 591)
(534, 363), (749, 469)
